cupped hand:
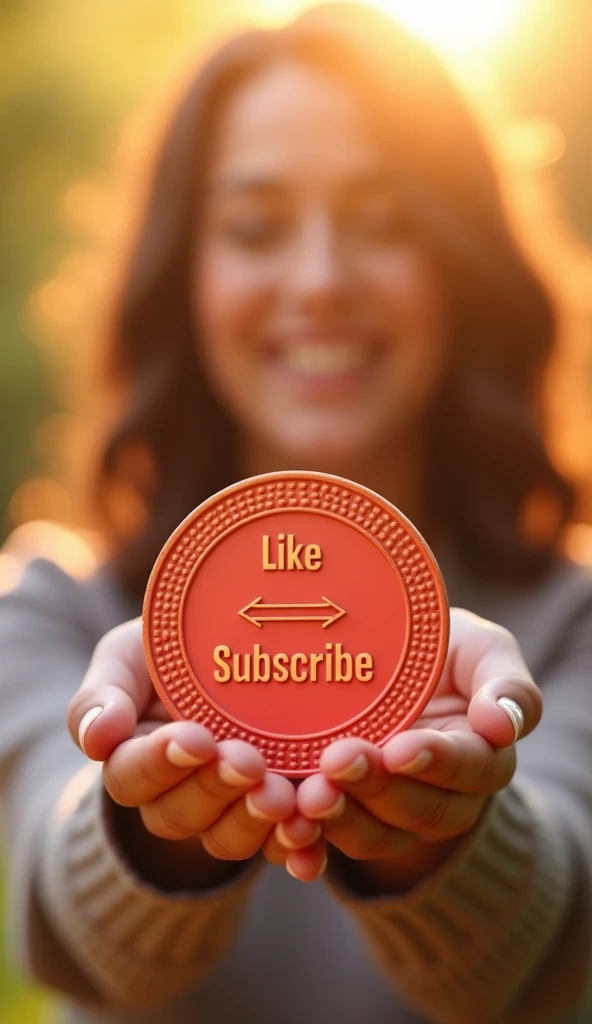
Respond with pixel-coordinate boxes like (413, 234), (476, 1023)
(284, 608), (542, 885)
(67, 618), (295, 862)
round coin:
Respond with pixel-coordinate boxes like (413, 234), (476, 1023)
(143, 471), (449, 777)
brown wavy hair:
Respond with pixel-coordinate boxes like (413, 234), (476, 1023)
(89, 2), (574, 603)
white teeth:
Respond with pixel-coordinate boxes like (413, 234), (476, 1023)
(280, 343), (369, 375)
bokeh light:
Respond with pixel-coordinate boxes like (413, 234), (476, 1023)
(0, 520), (102, 594)
(565, 523), (592, 566)
(8, 477), (73, 527)
(501, 117), (566, 169)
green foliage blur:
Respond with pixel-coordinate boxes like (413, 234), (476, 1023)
(0, 1), (590, 1020)
(0, 0), (241, 544)
(0, 872), (45, 1024)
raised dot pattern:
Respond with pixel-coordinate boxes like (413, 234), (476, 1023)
(145, 476), (447, 774)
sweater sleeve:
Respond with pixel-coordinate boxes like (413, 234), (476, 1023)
(323, 578), (592, 1024)
(0, 556), (262, 1011)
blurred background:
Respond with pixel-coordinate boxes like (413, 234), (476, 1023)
(0, 0), (590, 1019)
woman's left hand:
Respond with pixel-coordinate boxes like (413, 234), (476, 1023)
(268, 608), (542, 886)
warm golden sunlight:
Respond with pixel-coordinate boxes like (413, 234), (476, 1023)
(361, 0), (529, 53)
(254, 0), (531, 56)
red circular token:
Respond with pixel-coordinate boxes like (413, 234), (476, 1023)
(143, 471), (449, 777)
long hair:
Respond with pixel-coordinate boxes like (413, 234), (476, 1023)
(88, 2), (574, 602)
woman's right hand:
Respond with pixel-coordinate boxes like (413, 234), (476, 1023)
(67, 618), (297, 864)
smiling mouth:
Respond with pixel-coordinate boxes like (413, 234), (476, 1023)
(280, 341), (371, 374)
(266, 336), (384, 384)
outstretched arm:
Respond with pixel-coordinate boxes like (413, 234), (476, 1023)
(0, 558), (292, 1011)
(292, 606), (589, 1023)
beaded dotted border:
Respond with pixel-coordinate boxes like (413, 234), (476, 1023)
(143, 474), (448, 776)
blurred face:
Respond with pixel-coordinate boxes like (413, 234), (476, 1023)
(192, 60), (448, 467)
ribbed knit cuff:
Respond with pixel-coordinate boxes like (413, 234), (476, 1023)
(325, 775), (572, 1024)
(39, 762), (263, 1009)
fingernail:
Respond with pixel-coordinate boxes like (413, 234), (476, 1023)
(496, 697), (524, 741)
(285, 854), (327, 882)
(79, 707), (103, 753)
(308, 792), (346, 820)
(165, 740), (209, 768)
(217, 760), (257, 787)
(396, 750), (433, 774)
(330, 754), (369, 783)
(244, 792), (274, 822)
(275, 822), (322, 849)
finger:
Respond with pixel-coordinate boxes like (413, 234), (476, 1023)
(468, 685), (540, 749)
(297, 770), (416, 851)
(320, 732), (514, 799)
(103, 721), (217, 806)
(275, 815), (323, 851)
(297, 767), (483, 842)
(262, 832), (287, 867)
(296, 769), (419, 860)
(68, 618), (154, 761)
(317, 797), (419, 861)
(285, 838), (328, 883)
(443, 609), (542, 745)
(381, 730), (516, 795)
(262, 815), (322, 866)
(200, 772), (296, 861)
(319, 737), (382, 786)
(139, 739), (265, 840)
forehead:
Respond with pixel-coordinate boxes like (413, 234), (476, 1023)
(207, 59), (392, 189)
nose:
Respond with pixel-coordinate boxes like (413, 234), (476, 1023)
(283, 210), (352, 317)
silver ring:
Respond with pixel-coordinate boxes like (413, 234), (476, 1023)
(496, 697), (524, 741)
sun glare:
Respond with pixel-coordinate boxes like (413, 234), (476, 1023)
(367, 0), (528, 53)
(255, 0), (530, 56)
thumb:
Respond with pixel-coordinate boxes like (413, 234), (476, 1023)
(448, 609), (542, 748)
(67, 618), (155, 761)
(468, 683), (540, 748)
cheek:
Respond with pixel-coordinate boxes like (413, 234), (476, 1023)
(370, 251), (449, 420)
(379, 251), (447, 370)
(195, 248), (272, 351)
(190, 246), (278, 429)
(367, 249), (443, 336)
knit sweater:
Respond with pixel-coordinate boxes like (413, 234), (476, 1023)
(0, 540), (591, 1024)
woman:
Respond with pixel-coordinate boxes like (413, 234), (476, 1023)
(1, 4), (591, 1022)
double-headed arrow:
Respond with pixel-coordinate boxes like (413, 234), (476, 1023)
(238, 595), (346, 629)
